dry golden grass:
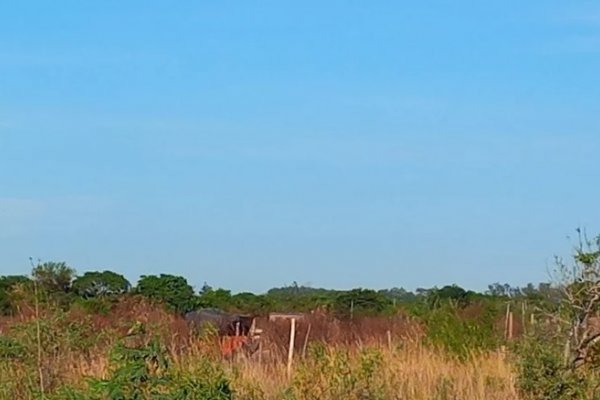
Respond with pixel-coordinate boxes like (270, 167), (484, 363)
(0, 297), (521, 399)
(226, 342), (519, 400)
(0, 336), (520, 399)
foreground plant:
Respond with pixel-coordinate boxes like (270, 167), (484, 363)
(51, 325), (232, 400)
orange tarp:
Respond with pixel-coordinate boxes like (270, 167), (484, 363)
(220, 335), (249, 356)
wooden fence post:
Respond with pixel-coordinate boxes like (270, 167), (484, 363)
(287, 318), (297, 379)
(504, 303), (511, 339)
(522, 302), (526, 335)
(302, 323), (312, 358)
(508, 312), (514, 340)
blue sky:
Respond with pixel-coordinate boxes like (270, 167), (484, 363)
(1, 1), (599, 293)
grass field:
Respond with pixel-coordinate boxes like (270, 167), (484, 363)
(0, 296), (520, 400)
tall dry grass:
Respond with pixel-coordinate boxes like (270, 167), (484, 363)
(0, 340), (518, 399)
(0, 296), (521, 399)
(224, 341), (519, 400)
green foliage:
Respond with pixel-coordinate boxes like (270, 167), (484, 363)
(197, 287), (233, 310)
(89, 339), (171, 399)
(135, 274), (197, 314)
(333, 289), (393, 318)
(168, 358), (233, 400)
(32, 261), (76, 293)
(229, 292), (272, 314)
(425, 284), (478, 309)
(10, 309), (100, 360)
(266, 283), (336, 312)
(514, 331), (588, 400)
(0, 307), (104, 397)
(487, 282), (521, 298)
(0, 275), (30, 315)
(72, 271), (131, 298)
(377, 287), (416, 302)
(291, 344), (386, 400)
(421, 302), (499, 359)
(54, 330), (233, 400)
(73, 297), (115, 315)
(0, 335), (26, 359)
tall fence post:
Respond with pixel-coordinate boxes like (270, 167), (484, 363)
(504, 303), (511, 339)
(522, 302), (526, 335)
(287, 318), (297, 379)
(508, 311), (514, 340)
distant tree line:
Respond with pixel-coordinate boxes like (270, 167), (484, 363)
(0, 260), (561, 318)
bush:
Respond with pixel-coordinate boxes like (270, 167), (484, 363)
(73, 297), (115, 315)
(55, 327), (233, 400)
(421, 303), (499, 359)
(514, 331), (587, 400)
(0, 335), (26, 360)
(290, 344), (386, 400)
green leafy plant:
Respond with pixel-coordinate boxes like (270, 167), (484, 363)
(514, 330), (587, 400)
(291, 344), (386, 400)
(59, 324), (235, 400)
(0, 335), (26, 360)
(420, 302), (499, 359)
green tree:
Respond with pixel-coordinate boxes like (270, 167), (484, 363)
(197, 287), (232, 310)
(378, 287), (416, 302)
(266, 283), (338, 312)
(31, 261), (75, 293)
(135, 274), (196, 314)
(230, 292), (272, 314)
(425, 284), (476, 309)
(333, 289), (392, 318)
(72, 270), (131, 298)
(0, 275), (30, 315)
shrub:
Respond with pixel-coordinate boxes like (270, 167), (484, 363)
(421, 303), (499, 359)
(514, 331), (587, 400)
(55, 327), (233, 400)
(291, 343), (386, 400)
(0, 335), (26, 360)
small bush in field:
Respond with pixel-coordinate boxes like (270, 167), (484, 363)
(422, 303), (499, 359)
(73, 297), (115, 315)
(291, 343), (386, 400)
(55, 326), (233, 400)
(514, 331), (587, 400)
(10, 310), (100, 358)
(0, 335), (26, 359)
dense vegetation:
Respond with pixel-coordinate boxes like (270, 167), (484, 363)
(0, 261), (560, 319)
(2, 231), (600, 399)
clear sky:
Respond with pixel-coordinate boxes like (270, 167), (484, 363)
(1, 1), (599, 293)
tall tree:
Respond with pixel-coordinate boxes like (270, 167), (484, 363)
(197, 287), (232, 310)
(135, 274), (196, 314)
(31, 261), (75, 293)
(334, 288), (392, 318)
(72, 270), (131, 298)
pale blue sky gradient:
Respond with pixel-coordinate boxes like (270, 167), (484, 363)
(1, 1), (599, 292)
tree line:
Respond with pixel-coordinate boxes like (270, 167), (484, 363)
(0, 260), (560, 318)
